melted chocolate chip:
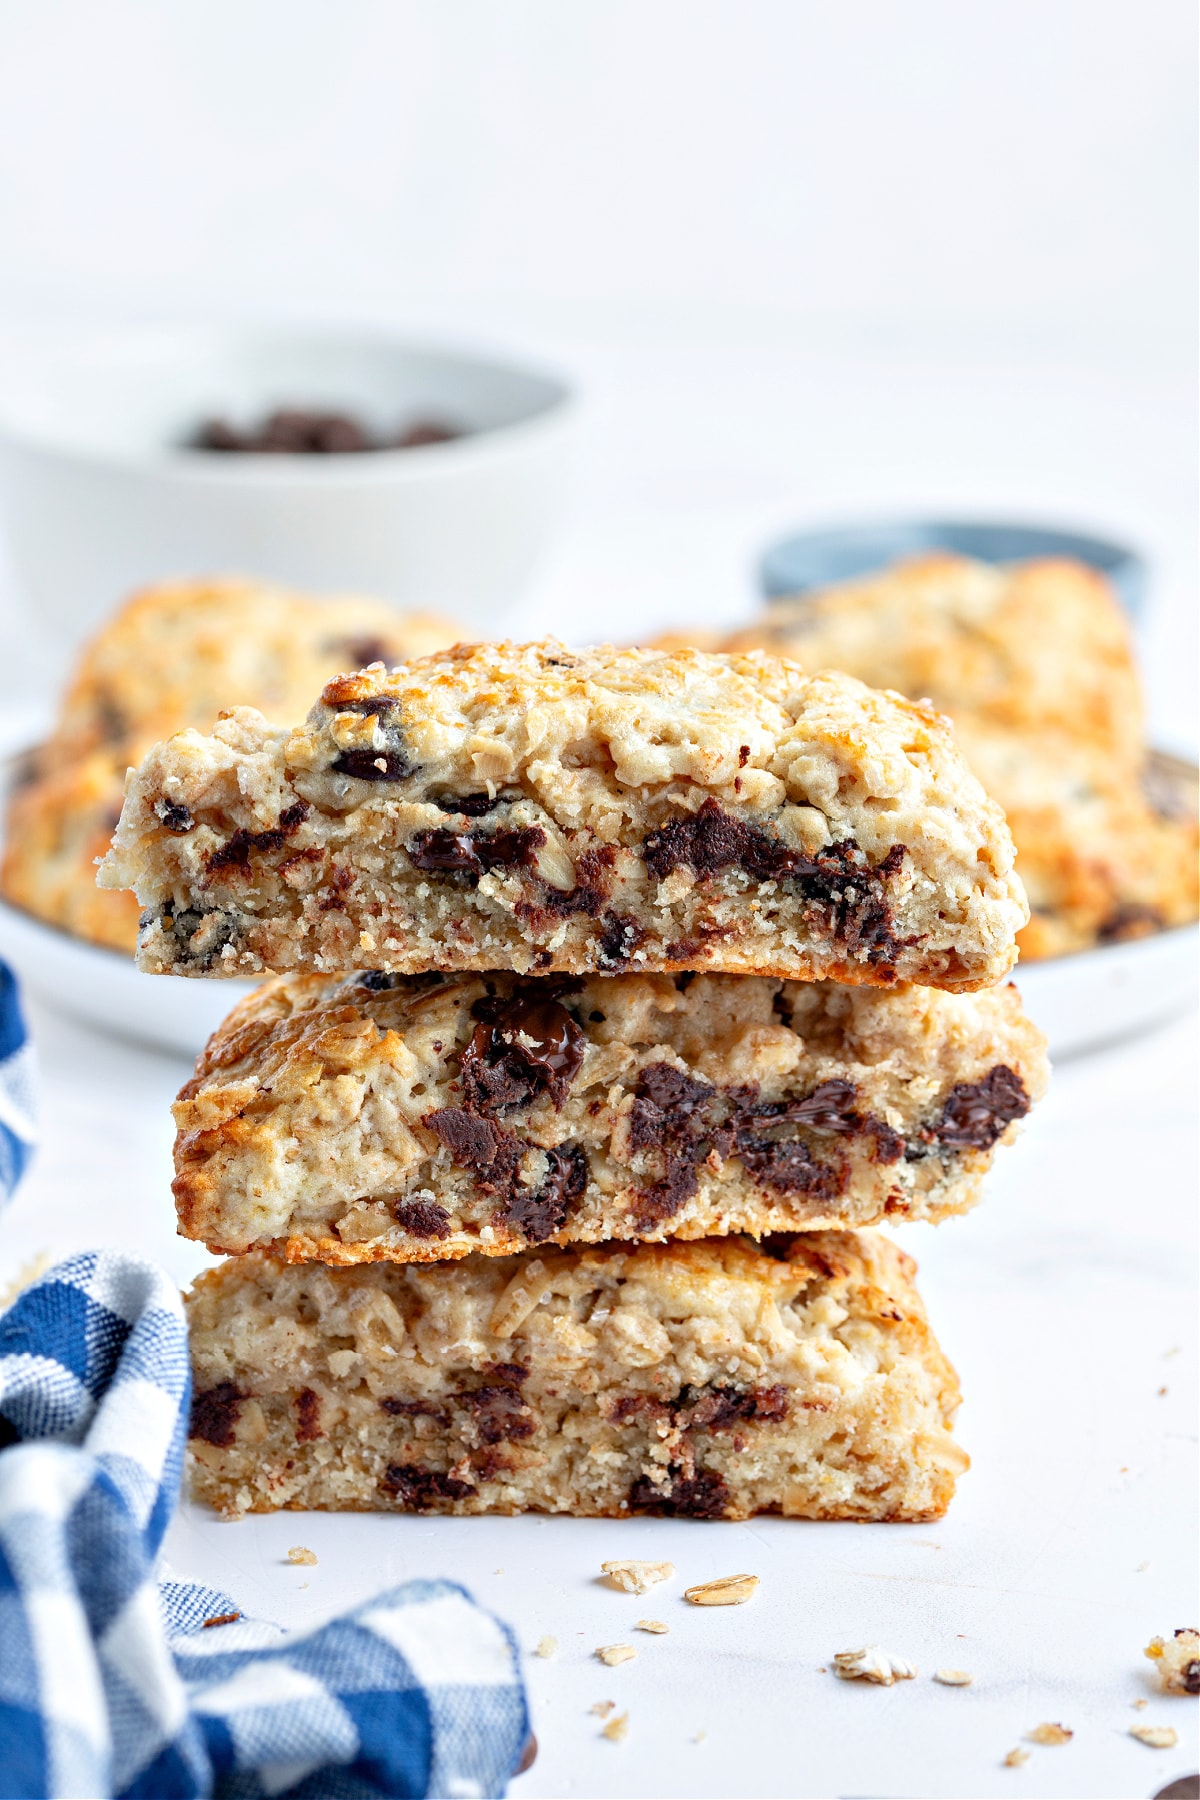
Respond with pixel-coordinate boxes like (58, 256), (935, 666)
(295, 1387), (322, 1442)
(734, 1133), (843, 1200)
(380, 1464), (476, 1506)
(676, 1383), (789, 1428)
(433, 792), (502, 817)
(597, 911), (647, 968)
(642, 800), (909, 968)
(204, 803), (310, 873)
(190, 1382), (243, 1447)
(512, 846), (620, 939)
(333, 694), (400, 715)
(161, 908), (235, 970)
(408, 825), (546, 877)
(357, 970), (397, 991)
(409, 829), (481, 872)
(500, 1143), (587, 1242)
(424, 1109), (524, 1194)
(459, 1382), (537, 1445)
(628, 1466), (731, 1519)
(930, 1064), (1030, 1150)
(460, 992), (585, 1113)
(332, 748), (414, 782)
(628, 1063), (885, 1224)
(156, 800), (193, 833)
(381, 1396), (449, 1426)
(394, 1197), (452, 1239)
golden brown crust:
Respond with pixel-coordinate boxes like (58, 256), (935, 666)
(103, 640), (1027, 989)
(185, 1231), (966, 1522)
(172, 970), (1047, 1260)
(1, 579), (461, 952)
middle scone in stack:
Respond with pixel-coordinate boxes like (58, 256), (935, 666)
(103, 642), (1047, 1524)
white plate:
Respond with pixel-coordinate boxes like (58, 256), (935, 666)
(1014, 921), (1197, 1060)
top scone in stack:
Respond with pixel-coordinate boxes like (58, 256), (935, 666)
(103, 642), (1047, 1523)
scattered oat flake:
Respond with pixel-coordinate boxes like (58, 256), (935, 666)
(601, 1711), (628, 1743)
(590, 1701), (614, 1718)
(534, 1636), (557, 1659)
(833, 1645), (917, 1685)
(601, 1559), (674, 1595)
(1130, 1724), (1178, 1749)
(1132, 1697), (1148, 1709)
(933, 1668), (973, 1686)
(684, 1573), (758, 1607)
(1003, 1747), (1029, 1768)
(287, 1545), (318, 1566)
(1025, 1722), (1072, 1745)
(636, 1619), (668, 1634)
(595, 1644), (636, 1667)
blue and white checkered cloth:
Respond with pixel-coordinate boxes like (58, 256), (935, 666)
(0, 963), (530, 1799)
(0, 959), (35, 1207)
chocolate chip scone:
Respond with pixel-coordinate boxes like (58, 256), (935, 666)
(186, 1231), (966, 1521)
(732, 553), (1146, 763)
(717, 556), (1198, 960)
(174, 970), (1047, 1262)
(2, 580), (460, 953)
(954, 722), (1199, 959)
(101, 642), (1027, 989)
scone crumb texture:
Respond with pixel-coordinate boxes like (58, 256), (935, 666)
(1144, 1628), (1200, 1694)
(1002, 1748), (1029, 1768)
(602, 1559), (675, 1595)
(287, 1545), (317, 1566)
(601, 1711), (629, 1743)
(534, 1636), (557, 1659)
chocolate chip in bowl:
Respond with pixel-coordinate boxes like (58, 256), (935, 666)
(192, 407), (463, 455)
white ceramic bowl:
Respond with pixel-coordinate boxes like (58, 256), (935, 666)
(0, 324), (576, 646)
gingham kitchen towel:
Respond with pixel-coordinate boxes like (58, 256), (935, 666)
(0, 1251), (530, 1799)
(0, 959), (35, 1206)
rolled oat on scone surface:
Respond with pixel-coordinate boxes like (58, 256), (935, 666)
(185, 1230), (967, 1522)
(172, 970), (1047, 1262)
(100, 641), (1028, 989)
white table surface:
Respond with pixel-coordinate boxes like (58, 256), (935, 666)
(2, 982), (1196, 1800)
(0, 330), (1196, 1798)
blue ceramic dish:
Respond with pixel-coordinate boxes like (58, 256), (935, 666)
(759, 519), (1147, 618)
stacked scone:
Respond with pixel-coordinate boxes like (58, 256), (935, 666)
(102, 642), (1047, 1523)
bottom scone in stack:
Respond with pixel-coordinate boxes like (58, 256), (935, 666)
(103, 641), (1048, 1523)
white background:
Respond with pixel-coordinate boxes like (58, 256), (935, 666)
(0, 6), (1195, 1798)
